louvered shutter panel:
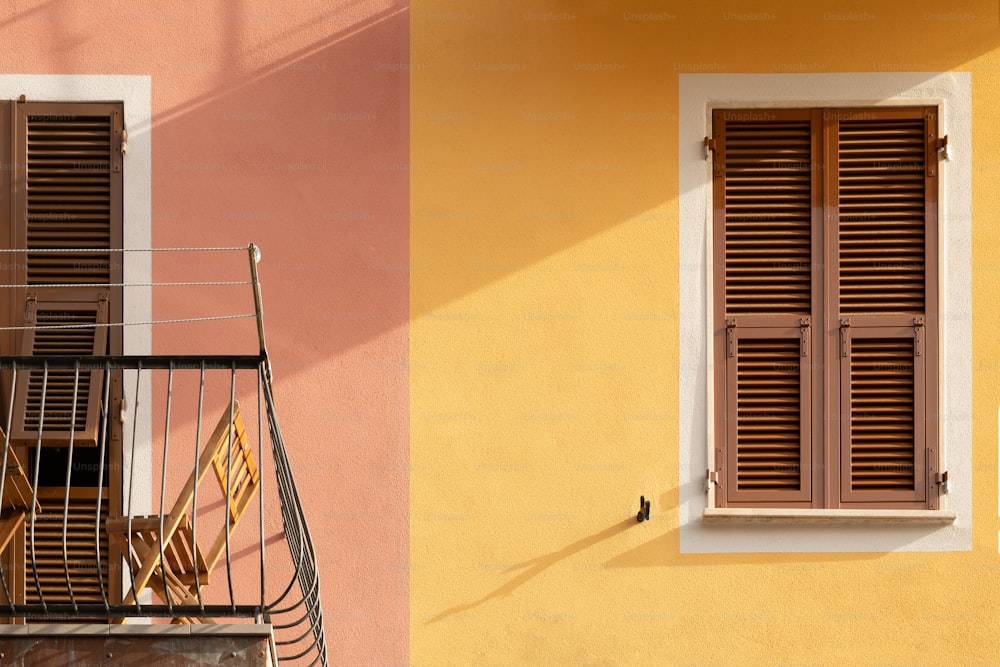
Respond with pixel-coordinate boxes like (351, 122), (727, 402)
(712, 109), (819, 506)
(11, 293), (109, 446)
(14, 101), (122, 290)
(0, 100), (123, 611)
(839, 332), (925, 503)
(8, 101), (122, 448)
(24, 488), (110, 608)
(832, 108), (938, 508)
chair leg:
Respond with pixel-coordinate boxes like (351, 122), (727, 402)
(0, 512), (25, 554)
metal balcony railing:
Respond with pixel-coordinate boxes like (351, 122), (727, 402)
(0, 245), (328, 667)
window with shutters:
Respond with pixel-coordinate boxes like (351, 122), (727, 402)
(0, 99), (124, 609)
(709, 106), (942, 511)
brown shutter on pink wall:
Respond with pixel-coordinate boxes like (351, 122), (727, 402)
(712, 106), (940, 510)
(7, 101), (123, 447)
(11, 294), (110, 446)
(0, 100), (124, 608)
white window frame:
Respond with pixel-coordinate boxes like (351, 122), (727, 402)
(678, 72), (971, 552)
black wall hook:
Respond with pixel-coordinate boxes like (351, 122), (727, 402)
(636, 495), (651, 523)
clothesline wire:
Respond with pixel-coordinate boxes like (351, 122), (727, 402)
(0, 313), (256, 331)
(0, 247), (247, 253)
(0, 281), (253, 288)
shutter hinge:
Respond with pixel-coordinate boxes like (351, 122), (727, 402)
(913, 316), (924, 356)
(839, 318), (851, 357)
(926, 125), (945, 176)
(726, 317), (737, 357)
(799, 317), (810, 357)
(23, 294), (36, 322)
(112, 110), (123, 173)
(706, 136), (721, 175)
(706, 469), (720, 492)
(935, 470), (949, 492)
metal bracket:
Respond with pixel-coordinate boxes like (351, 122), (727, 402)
(636, 496), (651, 523)
(934, 135), (949, 160)
(112, 110), (123, 173)
(839, 318), (851, 358)
(704, 137), (716, 161)
(23, 294), (36, 321)
(705, 470), (721, 495)
(935, 471), (949, 493)
(926, 122), (940, 176)
(913, 316), (924, 357)
(799, 317), (811, 357)
(726, 318), (737, 358)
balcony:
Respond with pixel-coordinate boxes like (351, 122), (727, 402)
(0, 245), (327, 666)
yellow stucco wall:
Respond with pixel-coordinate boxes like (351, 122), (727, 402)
(411, 1), (1000, 663)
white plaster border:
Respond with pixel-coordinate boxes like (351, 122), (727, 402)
(678, 72), (972, 553)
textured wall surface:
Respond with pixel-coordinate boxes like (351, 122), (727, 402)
(0, 3), (410, 665)
(9, 0), (1000, 664)
(410, 0), (1000, 664)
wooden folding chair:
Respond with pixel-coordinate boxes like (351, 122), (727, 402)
(0, 434), (39, 554)
(106, 401), (260, 623)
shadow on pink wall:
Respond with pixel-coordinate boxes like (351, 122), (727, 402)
(148, 8), (410, 665)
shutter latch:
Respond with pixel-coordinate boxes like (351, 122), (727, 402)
(840, 318), (851, 357)
(799, 317), (810, 357)
(913, 316), (924, 357)
(726, 317), (737, 357)
(934, 135), (949, 160)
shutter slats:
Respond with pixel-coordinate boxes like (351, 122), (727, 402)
(735, 339), (803, 490)
(723, 118), (812, 316)
(25, 491), (109, 606)
(12, 295), (109, 446)
(25, 113), (112, 286)
(848, 338), (916, 491)
(838, 119), (926, 314)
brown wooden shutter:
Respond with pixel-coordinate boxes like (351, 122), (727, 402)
(712, 109), (820, 506)
(712, 106), (940, 510)
(11, 293), (109, 446)
(724, 331), (812, 504)
(14, 101), (122, 290)
(24, 487), (110, 607)
(0, 100), (124, 609)
(839, 332), (925, 504)
(830, 108), (939, 508)
(6, 101), (122, 448)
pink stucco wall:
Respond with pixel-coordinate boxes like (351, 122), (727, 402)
(0, 2), (409, 664)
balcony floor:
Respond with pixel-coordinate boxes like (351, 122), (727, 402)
(0, 623), (275, 666)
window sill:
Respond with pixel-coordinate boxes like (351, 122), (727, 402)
(702, 508), (957, 524)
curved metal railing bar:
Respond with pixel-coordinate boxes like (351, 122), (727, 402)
(261, 372), (329, 666)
